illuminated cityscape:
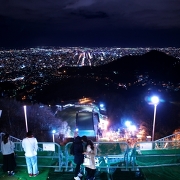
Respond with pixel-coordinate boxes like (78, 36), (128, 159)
(0, 46), (180, 142)
(0, 47), (180, 70)
(0, 47), (180, 102)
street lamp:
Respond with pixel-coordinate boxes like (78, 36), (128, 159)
(150, 96), (159, 141)
(23, 105), (28, 132)
(125, 121), (131, 127)
(52, 130), (56, 142)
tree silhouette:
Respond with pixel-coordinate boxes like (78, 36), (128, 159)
(0, 99), (63, 141)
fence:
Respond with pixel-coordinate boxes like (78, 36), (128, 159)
(131, 141), (180, 169)
(1, 133), (180, 173)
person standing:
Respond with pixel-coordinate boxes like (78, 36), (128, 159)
(22, 131), (39, 177)
(1, 133), (16, 176)
(83, 139), (97, 180)
(81, 135), (88, 152)
(72, 136), (84, 180)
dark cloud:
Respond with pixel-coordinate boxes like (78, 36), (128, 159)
(0, 0), (180, 47)
(70, 10), (109, 19)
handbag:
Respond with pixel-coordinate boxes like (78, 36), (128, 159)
(83, 156), (92, 166)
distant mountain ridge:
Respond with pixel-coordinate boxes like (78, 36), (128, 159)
(100, 50), (177, 71)
(34, 50), (180, 104)
(94, 50), (180, 83)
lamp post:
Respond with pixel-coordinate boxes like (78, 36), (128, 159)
(0, 109), (2, 117)
(23, 105), (28, 132)
(151, 96), (159, 141)
(52, 130), (56, 142)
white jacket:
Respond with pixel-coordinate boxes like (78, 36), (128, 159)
(84, 145), (97, 169)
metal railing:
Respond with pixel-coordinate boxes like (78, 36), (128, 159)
(64, 141), (130, 172)
(0, 141), (63, 172)
(1, 132), (180, 172)
(156, 132), (180, 142)
(131, 141), (180, 170)
(0, 132), (22, 143)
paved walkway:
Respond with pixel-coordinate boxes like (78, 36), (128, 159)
(49, 169), (145, 180)
(0, 166), (145, 180)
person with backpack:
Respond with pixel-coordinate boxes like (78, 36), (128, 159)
(72, 136), (84, 180)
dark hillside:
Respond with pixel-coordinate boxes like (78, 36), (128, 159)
(101, 50), (177, 70)
(98, 50), (179, 82)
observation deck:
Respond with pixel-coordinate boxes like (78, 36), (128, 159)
(0, 132), (180, 180)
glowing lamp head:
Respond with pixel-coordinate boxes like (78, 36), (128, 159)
(151, 96), (159, 105)
(125, 121), (131, 127)
(52, 130), (56, 134)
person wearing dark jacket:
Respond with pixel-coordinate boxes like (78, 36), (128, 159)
(73, 136), (84, 180)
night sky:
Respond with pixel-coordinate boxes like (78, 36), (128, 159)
(0, 0), (180, 48)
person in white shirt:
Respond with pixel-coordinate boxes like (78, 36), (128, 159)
(1, 133), (16, 176)
(22, 131), (39, 177)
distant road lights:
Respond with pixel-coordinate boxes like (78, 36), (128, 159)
(52, 130), (56, 142)
(150, 96), (159, 141)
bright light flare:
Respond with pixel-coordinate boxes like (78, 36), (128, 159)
(52, 130), (56, 134)
(129, 125), (136, 132)
(151, 96), (159, 105)
(125, 121), (131, 127)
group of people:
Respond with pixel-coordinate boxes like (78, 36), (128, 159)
(1, 131), (39, 177)
(71, 135), (97, 180)
(1, 132), (96, 179)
